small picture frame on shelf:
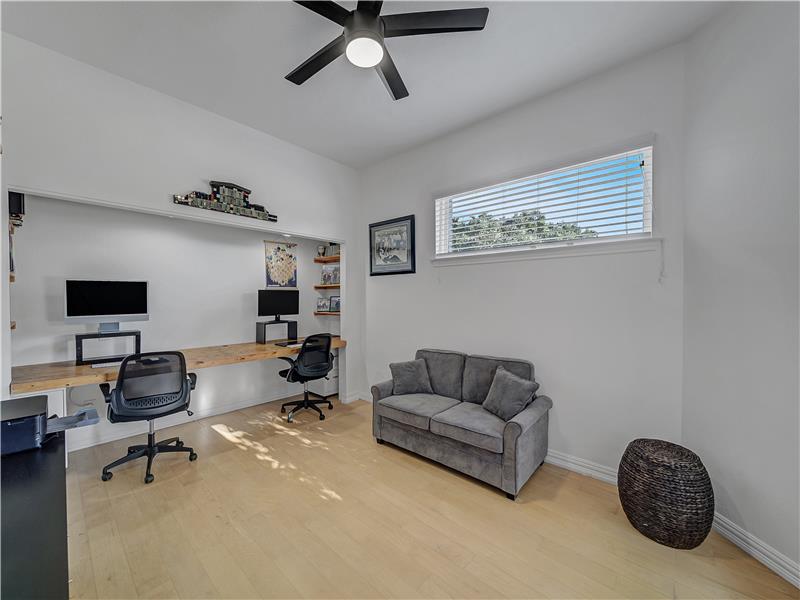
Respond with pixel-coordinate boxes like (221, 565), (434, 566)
(321, 264), (340, 285)
(316, 297), (330, 312)
(329, 296), (341, 312)
(317, 244), (327, 257)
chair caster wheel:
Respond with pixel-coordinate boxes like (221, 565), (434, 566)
(176, 441), (184, 447)
(101, 471), (113, 481)
(144, 474), (154, 484)
(319, 414), (325, 421)
(189, 452), (198, 461)
(280, 407), (286, 413)
(328, 403), (333, 409)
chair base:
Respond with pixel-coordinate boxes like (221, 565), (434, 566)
(101, 427), (196, 484)
(281, 387), (333, 422)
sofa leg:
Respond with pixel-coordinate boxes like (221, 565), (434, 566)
(376, 438), (384, 445)
(506, 492), (516, 501)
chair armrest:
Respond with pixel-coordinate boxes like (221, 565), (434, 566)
(371, 379), (394, 403)
(99, 383), (111, 403)
(503, 395), (553, 440)
(188, 373), (197, 390)
(278, 356), (296, 366)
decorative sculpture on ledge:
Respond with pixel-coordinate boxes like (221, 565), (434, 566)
(173, 181), (277, 223)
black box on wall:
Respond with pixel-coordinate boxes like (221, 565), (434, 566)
(8, 191), (24, 217)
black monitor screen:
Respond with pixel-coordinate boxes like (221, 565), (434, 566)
(66, 280), (148, 317)
(258, 289), (299, 317)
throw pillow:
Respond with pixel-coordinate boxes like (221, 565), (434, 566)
(390, 359), (434, 395)
(482, 366), (540, 421)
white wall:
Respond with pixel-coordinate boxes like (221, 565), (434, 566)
(360, 44), (687, 471)
(1, 34), (366, 399)
(683, 2), (799, 567)
(10, 196), (342, 449)
(2, 5), (797, 580)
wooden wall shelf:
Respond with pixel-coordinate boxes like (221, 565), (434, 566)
(314, 284), (340, 290)
(313, 255), (340, 264)
(314, 312), (340, 317)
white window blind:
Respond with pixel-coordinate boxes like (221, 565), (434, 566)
(435, 147), (653, 257)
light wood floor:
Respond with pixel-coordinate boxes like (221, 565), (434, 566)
(66, 398), (798, 600)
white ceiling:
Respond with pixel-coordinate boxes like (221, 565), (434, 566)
(2, 1), (724, 167)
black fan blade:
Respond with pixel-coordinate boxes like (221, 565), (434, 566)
(285, 35), (347, 85)
(375, 49), (408, 100)
(356, 1), (383, 14)
(294, 1), (350, 26)
(382, 7), (489, 38)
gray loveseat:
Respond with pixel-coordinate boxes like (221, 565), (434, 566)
(371, 349), (553, 500)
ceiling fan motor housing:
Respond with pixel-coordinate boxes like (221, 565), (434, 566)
(344, 11), (385, 47)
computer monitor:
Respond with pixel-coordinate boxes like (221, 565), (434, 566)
(258, 289), (299, 319)
(65, 280), (149, 332)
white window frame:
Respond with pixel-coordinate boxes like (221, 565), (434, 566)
(433, 144), (657, 266)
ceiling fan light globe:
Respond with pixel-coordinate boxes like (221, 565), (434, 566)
(345, 37), (384, 68)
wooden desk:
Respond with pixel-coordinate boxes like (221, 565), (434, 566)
(10, 337), (347, 394)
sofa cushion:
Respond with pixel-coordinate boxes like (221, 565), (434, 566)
(462, 354), (535, 404)
(390, 359), (434, 395)
(377, 394), (460, 431)
(416, 349), (466, 400)
(482, 366), (540, 421)
(430, 402), (506, 453)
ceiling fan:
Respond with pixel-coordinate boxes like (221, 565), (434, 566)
(286, 1), (489, 100)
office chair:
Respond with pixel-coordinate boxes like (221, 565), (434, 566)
(98, 351), (198, 484)
(279, 334), (335, 422)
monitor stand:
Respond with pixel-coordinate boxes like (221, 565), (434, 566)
(75, 330), (141, 366)
(256, 318), (297, 345)
(98, 322), (120, 334)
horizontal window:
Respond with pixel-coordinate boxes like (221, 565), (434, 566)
(434, 147), (653, 257)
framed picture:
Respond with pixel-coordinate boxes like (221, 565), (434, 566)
(316, 297), (330, 312)
(264, 241), (297, 287)
(369, 215), (415, 276)
(329, 295), (341, 312)
(321, 264), (340, 285)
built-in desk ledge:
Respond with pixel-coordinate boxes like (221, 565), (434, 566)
(431, 235), (662, 267)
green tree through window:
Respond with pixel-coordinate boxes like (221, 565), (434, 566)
(450, 209), (598, 252)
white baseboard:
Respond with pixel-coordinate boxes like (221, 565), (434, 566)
(545, 449), (799, 589)
(343, 391), (368, 404)
(545, 448), (618, 485)
(713, 513), (800, 588)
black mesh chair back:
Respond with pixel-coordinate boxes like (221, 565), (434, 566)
(279, 334), (335, 422)
(294, 334), (333, 379)
(109, 352), (191, 421)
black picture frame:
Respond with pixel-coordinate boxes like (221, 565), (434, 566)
(369, 215), (416, 276)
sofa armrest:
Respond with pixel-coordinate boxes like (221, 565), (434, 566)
(371, 379), (393, 440)
(371, 379), (394, 403)
(504, 395), (553, 439)
(502, 395), (553, 497)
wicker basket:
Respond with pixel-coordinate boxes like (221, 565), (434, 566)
(618, 439), (714, 549)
